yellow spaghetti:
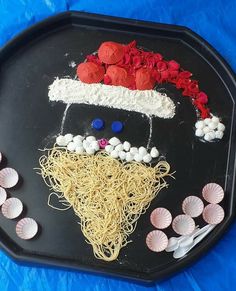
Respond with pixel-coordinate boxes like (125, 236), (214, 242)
(39, 146), (171, 261)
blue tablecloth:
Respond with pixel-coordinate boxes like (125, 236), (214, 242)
(0, 1), (236, 290)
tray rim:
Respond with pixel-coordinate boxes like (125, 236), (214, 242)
(0, 10), (236, 283)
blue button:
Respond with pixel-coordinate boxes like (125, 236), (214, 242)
(111, 121), (123, 133)
(92, 118), (104, 130)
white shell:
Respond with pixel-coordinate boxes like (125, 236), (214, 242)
(115, 144), (124, 152)
(130, 147), (138, 155)
(143, 154), (152, 163)
(56, 135), (67, 146)
(203, 204), (225, 225)
(75, 146), (84, 154)
(91, 141), (100, 151)
(125, 152), (134, 162)
(123, 141), (131, 152)
(105, 145), (114, 153)
(195, 129), (204, 137)
(86, 136), (96, 143)
(85, 147), (95, 155)
(67, 142), (76, 152)
(182, 196), (204, 217)
(195, 120), (205, 129)
(204, 118), (211, 125)
(215, 130), (224, 139)
(138, 147), (147, 157)
(0, 187), (7, 206)
(109, 137), (121, 146)
(110, 150), (119, 159)
(64, 133), (73, 144)
(16, 218), (38, 240)
(0, 168), (19, 188)
(82, 140), (90, 149)
(119, 151), (126, 160)
(150, 207), (172, 229)
(150, 147), (159, 158)
(146, 230), (168, 252)
(202, 183), (224, 204)
(2, 198), (23, 219)
(73, 135), (84, 143)
(134, 154), (143, 162)
(217, 123), (225, 131)
(172, 215), (195, 236)
(203, 126), (210, 134)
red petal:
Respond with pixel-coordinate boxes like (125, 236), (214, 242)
(157, 61), (167, 72)
(178, 71), (192, 78)
(168, 60), (180, 70)
(197, 91), (208, 104)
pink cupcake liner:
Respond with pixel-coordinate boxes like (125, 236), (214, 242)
(146, 230), (168, 252)
(202, 204), (225, 225)
(16, 218), (38, 240)
(172, 214), (195, 236)
(150, 207), (172, 229)
(0, 168), (19, 188)
(1, 197), (23, 219)
(0, 187), (7, 206)
(202, 183), (224, 204)
(182, 196), (204, 218)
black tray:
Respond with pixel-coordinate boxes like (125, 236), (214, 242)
(0, 11), (235, 283)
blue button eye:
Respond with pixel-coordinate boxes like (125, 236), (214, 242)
(91, 118), (104, 130)
(111, 121), (123, 133)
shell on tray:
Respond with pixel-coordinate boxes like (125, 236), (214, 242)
(0, 167), (19, 188)
(146, 230), (168, 252)
(16, 218), (39, 240)
(202, 183), (224, 204)
(182, 196), (204, 218)
(202, 204), (225, 225)
(172, 214), (195, 236)
(0, 187), (7, 206)
(1, 198), (23, 219)
(150, 207), (172, 229)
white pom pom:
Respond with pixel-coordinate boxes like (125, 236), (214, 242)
(204, 133), (213, 141)
(86, 136), (96, 143)
(73, 135), (84, 143)
(110, 150), (119, 158)
(119, 151), (126, 160)
(130, 147), (138, 155)
(195, 120), (204, 129)
(215, 130), (224, 139)
(203, 126), (210, 134)
(56, 135), (66, 146)
(123, 141), (131, 151)
(125, 152), (134, 162)
(195, 128), (204, 137)
(204, 118), (211, 125)
(217, 123), (225, 132)
(143, 154), (152, 163)
(105, 145), (114, 153)
(83, 140), (90, 149)
(67, 142), (76, 152)
(134, 154), (143, 162)
(86, 147), (95, 155)
(139, 146), (147, 157)
(211, 116), (220, 124)
(115, 144), (124, 152)
(75, 146), (84, 154)
(109, 137), (121, 146)
(91, 141), (100, 151)
(150, 147), (159, 158)
(208, 122), (217, 130)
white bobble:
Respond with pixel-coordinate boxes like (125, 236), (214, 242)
(64, 133), (73, 144)
(73, 135), (84, 143)
(110, 150), (119, 158)
(109, 137), (121, 146)
(150, 147), (159, 158)
(119, 151), (126, 160)
(215, 130), (224, 139)
(83, 140), (90, 149)
(105, 145), (114, 153)
(203, 126), (210, 134)
(139, 146), (147, 157)
(115, 144), (124, 152)
(86, 136), (96, 143)
(75, 146), (84, 154)
(123, 141), (131, 152)
(134, 154), (143, 162)
(211, 116), (220, 124)
(195, 120), (204, 129)
(204, 133), (212, 142)
(130, 147), (138, 155)
(67, 142), (76, 152)
(86, 147), (95, 155)
(56, 135), (66, 146)
(143, 154), (152, 163)
(195, 128), (204, 137)
(208, 131), (216, 140)
(125, 152), (134, 162)
(217, 123), (225, 132)
(73, 139), (83, 147)
(204, 118), (211, 125)
(208, 122), (217, 130)
(91, 141), (100, 151)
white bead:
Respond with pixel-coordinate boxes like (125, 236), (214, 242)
(83, 140), (90, 149)
(105, 145), (114, 153)
(115, 144), (124, 152)
(203, 126), (210, 134)
(67, 142), (76, 152)
(204, 118), (211, 125)
(204, 133), (213, 141)
(110, 150), (119, 158)
(134, 154), (143, 162)
(125, 152), (134, 162)
(64, 133), (73, 144)
(119, 151), (126, 160)
(130, 147), (138, 155)
(150, 147), (159, 158)
(208, 122), (217, 130)
(123, 141), (131, 151)
(211, 116), (220, 124)
(143, 154), (152, 163)
(195, 120), (204, 129)
(208, 131), (216, 140)
(75, 146), (84, 154)
(139, 146), (147, 157)
(73, 135), (84, 143)
(73, 139), (83, 147)
(217, 123), (225, 132)
(86, 136), (96, 143)
(215, 130), (224, 139)
(86, 147), (95, 155)
(56, 135), (66, 146)
(109, 137), (121, 146)
(195, 128), (204, 137)
(91, 141), (100, 151)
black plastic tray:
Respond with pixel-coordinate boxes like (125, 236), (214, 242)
(0, 11), (235, 283)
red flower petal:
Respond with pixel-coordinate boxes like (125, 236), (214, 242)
(157, 61), (167, 72)
(168, 60), (180, 70)
(197, 91), (208, 104)
(178, 71), (192, 79)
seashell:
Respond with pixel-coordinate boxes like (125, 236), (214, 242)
(150, 207), (172, 229)
(0, 168), (19, 188)
(16, 218), (38, 240)
(143, 154), (152, 163)
(182, 196), (204, 217)
(2, 198), (23, 219)
(146, 230), (168, 252)
(203, 204), (225, 224)
(123, 141), (131, 152)
(109, 137), (120, 146)
(0, 187), (7, 206)
(202, 183), (224, 204)
(172, 214), (195, 236)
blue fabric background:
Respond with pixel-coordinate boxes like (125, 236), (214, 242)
(0, 1), (236, 290)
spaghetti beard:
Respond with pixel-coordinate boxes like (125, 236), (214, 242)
(39, 147), (171, 261)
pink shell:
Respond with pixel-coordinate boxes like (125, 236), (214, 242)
(2, 198), (23, 219)
(203, 204), (225, 224)
(146, 230), (168, 252)
(16, 218), (38, 240)
(0, 187), (7, 206)
(202, 183), (224, 204)
(182, 196), (204, 217)
(0, 168), (19, 188)
(172, 214), (195, 235)
(150, 207), (172, 229)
